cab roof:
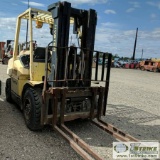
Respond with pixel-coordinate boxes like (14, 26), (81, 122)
(18, 8), (74, 24)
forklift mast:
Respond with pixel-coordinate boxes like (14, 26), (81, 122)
(48, 1), (97, 87)
(42, 1), (112, 126)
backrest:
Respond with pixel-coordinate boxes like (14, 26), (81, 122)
(33, 47), (46, 62)
(20, 54), (30, 68)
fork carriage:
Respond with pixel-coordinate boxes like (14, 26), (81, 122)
(41, 46), (112, 126)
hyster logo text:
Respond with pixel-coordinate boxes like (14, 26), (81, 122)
(53, 24), (57, 52)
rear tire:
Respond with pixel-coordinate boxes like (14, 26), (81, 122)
(141, 66), (145, 71)
(2, 57), (9, 65)
(153, 68), (158, 72)
(2, 58), (5, 64)
(23, 88), (43, 131)
(5, 78), (12, 102)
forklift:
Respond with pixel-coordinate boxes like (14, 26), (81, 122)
(6, 1), (137, 159)
(1, 40), (14, 64)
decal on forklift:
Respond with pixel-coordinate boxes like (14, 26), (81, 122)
(53, 24), (57, 52)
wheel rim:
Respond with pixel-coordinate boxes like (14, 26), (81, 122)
(24, 98), (32, 122)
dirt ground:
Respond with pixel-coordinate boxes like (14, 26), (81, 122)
(0, 63), (160, 160)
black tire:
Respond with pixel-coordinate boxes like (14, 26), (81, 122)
(153, 68), (158, 73)
(5, 78), (12, 102)
(23, 88), (43, 131)
(141, 66), (145, 71)
(2, 57), (9, 65)
(2, 58), (5, 64)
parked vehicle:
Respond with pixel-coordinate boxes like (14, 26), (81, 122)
(1, 40), (14, 64)
(140, 60), (160, 72)
(113, 61), (121, 68)
(0, 42), (5, 63)
(94, 58), (108, 65)
(117, 60), (126, 67)
(135, 62), (141, 69)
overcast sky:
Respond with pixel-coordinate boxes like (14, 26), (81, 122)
(0, 0), (160, 58)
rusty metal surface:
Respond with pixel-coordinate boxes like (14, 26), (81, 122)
(90, 88), (97, 119)
(97, 88), (104, 120)
(41, 87), (100, 125)
(50, 87), (103, 160)
(53, 125), (93, 160)
(91, 119), (138, 142)
(44, 112), (97, 124)
(98, 119), (138, 141)
(46, 86), (138, 159)
(40, 45), (138, 159)
(50, 87), (99, 160)
(60, 120), (138, 159)
(60, 124), (103, 160)
(103, 54), (112, 116)
(41, 87), (139, 160)
(140, 60), (160, 72)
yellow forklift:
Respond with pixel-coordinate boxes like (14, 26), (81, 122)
(6, 2), (137, 159)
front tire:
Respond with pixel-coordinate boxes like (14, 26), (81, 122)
(23, 88), (43, 131)
(5, 78), (12, 102)
(141, 66), (145, 71)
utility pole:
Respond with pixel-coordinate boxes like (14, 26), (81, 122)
(132, 28), (138, 60)
(141, 49), (143, 60)
(25, 0), (29, 49)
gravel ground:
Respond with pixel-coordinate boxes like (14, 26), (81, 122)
(0, 64), (160, 160)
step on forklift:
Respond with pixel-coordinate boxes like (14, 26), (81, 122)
(6, 1), (138, 159)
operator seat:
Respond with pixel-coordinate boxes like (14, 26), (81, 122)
(33, 47), (46, 62)
(20, 54), (30, 68)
